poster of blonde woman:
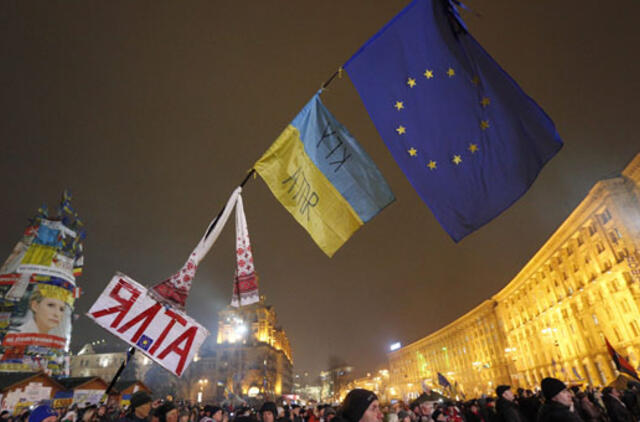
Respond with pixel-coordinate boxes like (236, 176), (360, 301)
(0, 191), (85, 374)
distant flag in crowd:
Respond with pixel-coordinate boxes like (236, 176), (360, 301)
(572, 367), (583, 380)
(231, 194), (260, 307)
(606, 337), (640, 381)
(343, 0), (563, 241)
(437, 372), (451, 389)
(254, 91), (395, 257)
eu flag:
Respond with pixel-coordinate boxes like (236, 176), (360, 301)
(344, 0), (563, 241)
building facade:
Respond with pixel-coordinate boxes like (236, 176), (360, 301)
(389, 154), (640, 398)
(182, 296), (293, 403)
(70, 341), (153, 381)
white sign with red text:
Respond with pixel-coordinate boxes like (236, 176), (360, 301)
(87, 273), (209, 376)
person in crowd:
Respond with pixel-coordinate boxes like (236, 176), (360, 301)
(537, 377), (583, 422)
(463, 400), (484, 422)
(575, 392), (605, 422)
(156, 403), (178, 422)
(333, 389), (382, 422)
(428, 410), (446, 422)
(396, 411), (410, 422)
(602, 386), (634, 422)
(517, 390), (539, 422)
(323, 408), (335, 422)
(121, 391), (153, 422)
(621, 382), (640, 419)
(29, 406), (58, 422)
(495, 385), (525, 422)
(259, 403), (277, 422)
(290, 406), (303, 422)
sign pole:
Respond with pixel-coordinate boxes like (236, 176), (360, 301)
(102, 346), (136, 403)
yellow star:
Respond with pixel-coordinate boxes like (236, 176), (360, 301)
(468, 143), (479, 154)
(481, 97), (490, 108)
(447, 67), (455, 77)
(394, 101), (404, 111)
(471, 75), (480, 85)
(427, 160), (437, 170)
(396, 125), (406, 135)
(424, 69), (434, 79)
(407, 77), (417, 88)
(408, 148), (418, 157)
(452, 155), (462, 165)
(480, 120), (490, 130)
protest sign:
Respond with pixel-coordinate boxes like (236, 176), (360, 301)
(87, 274), (209, 376)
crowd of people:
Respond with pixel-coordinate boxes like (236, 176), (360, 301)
(4, 376), (640, 422)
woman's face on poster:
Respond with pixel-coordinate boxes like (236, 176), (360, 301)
(31, 296), (65, 333)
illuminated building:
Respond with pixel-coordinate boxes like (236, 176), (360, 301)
(389, 153), (640, 398)
(340, 369), (391, 402)
(320, 365), (353, 402)
(182, 295), (293, 403)
(70, 341), (153, 381)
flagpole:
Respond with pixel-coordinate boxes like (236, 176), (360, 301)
(204, 170), (255, 239)
(321, 67), (343, 90)
(102, 346), (136, 404)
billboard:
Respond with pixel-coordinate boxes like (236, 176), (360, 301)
(0, 192), (85, 374)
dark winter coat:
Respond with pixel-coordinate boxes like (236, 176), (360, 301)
(603, 395), (634, 422)
(536, 401), (583, 422)
(495, 398), (525, 422)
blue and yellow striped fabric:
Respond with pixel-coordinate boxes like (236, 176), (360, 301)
(254, 92), (394, 257)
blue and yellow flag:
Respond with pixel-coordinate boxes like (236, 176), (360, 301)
(344, 0), (563, 241)
(254, 92), (394, 257)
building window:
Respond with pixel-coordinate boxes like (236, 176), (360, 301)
(599, 209), (612, 225)
(630, 321), (640, 337)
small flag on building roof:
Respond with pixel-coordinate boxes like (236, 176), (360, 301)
(344, 0), (563, 241)
(254, 91), (395, 257)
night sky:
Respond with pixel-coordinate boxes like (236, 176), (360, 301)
(1, 1), (639, 381)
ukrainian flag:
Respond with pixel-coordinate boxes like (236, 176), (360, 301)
(254, 91), (394, 257)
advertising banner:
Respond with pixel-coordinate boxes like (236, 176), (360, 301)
(0, 193), (85, 375)
(87, 274), (209, 376)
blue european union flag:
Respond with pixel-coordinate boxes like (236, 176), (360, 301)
(344, 0), (563, 241)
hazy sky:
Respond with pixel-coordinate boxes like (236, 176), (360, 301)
(1, 0), (639, 380)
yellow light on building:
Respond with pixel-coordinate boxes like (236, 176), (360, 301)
(387, 154), (640, 395)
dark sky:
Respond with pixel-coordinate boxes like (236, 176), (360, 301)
(1, 1), (639, 380)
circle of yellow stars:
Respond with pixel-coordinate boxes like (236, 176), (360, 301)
(397, 67), (491, 171)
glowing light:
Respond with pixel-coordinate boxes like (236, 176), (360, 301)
(390, 342), (402, 351)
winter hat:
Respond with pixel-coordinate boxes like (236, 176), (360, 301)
(130, 391), (152, 409)
(340, 389), (378, 422)
(541, 377), (567, 400)
(495, 385), (510, 398)
(29, 405), (57, 422)
(260, 402), (277, 416)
